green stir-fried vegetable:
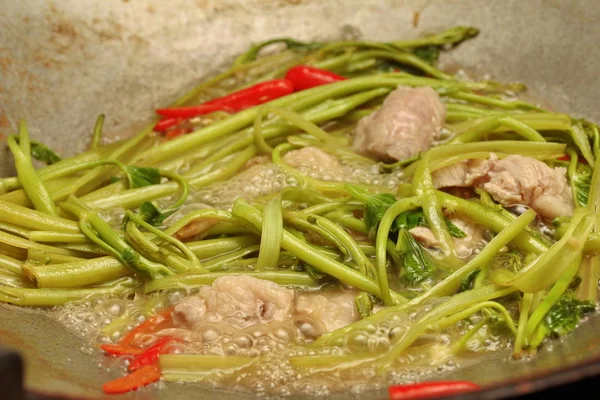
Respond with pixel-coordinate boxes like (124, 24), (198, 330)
(1, 26), (598, 395)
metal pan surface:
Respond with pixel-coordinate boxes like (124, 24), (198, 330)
(1, 1), (599, 399)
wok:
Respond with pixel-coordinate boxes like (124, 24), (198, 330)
(1, 0), (599, 399)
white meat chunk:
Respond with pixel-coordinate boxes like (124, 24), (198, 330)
(283, 146), (346, 180)
(409, 226), (439, 248)
(449, 218), (485, 259)
(174, 275), (295, 328)
(353, 86), (446, 162)
(173, 296), (207, 326)
(408, 218), (484, 259)
(294, 290), (360, 336)
(482, 155), (573, 220)
(432, 154), (573, 220)
(432, 159), (491, 189)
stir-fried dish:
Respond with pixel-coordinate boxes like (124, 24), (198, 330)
(0, 26), (599, 397)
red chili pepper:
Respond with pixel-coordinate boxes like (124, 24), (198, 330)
(102, 364), (161, 394)
(154, 117), (181, 132)
(118, 307), (174, 347)
(284, 65), (345, 91)
(128, 336), (178, 372)
(206, 79), (293, 110)
(100, 343), (143, 357)
(156, 79), (294, 119)
(388, 381), (481, 399)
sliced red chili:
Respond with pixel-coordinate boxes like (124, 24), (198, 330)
(156, 79), (294, 119)
(128, 336), (178, 372)
(388, 381), (481, 399)
(117, 307), (174, 347)
(100, 343), (143, 357)
(102, 364), (161, 394)
(285, 65), (345, 91)
(153, 117), (181, 132)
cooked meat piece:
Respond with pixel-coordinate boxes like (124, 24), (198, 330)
(283, 146), (347, 180)
(432, 162), (470, 189)
(433, 154), (573, 219)
(174, 275), (295, 328)
(294, 290), (360, 336)
(353, 86), (446, 162)
(482, 155), (573, 220)
(409, 226), (439, 248)
(449, 217), (485, 259)
(173, 296), (207, 326)
(408, 218), (484, 259)
(432, 159), (491, 189)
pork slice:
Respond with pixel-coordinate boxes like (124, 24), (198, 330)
(432, 154), (573, 220)
(483, 155), (573, 220)
(409, 226), (439, 248)
(294, 290), (360, 336)
(353, 86), (446, 162)
(432, 158), (491, 189)
(173, 275), (295, 328)
(449, 217), (485, 259)
(432, 162), (470, 189)
(408, 218), (484, 259)
(173, 296), (207, 326)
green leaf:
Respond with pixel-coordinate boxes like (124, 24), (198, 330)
(460, 269), (480, 292)
(543, 294), (596, 337)
(347, 186), (464, 246)
(396, 229), (434, 284)
(109, 176), (121, 184)
(447, 220), (467, 238)
(138, 201), (173, 227)
(393, 210), (426, 232)
(364, 193), (397, 232)
(412, 45), (441, 65)
(355, 292), (374, 319)
(346, 185), (409, 233)
(126, 166), (161, 188)
(30, 141), (62, 164)
(394, 209), (465, 239)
